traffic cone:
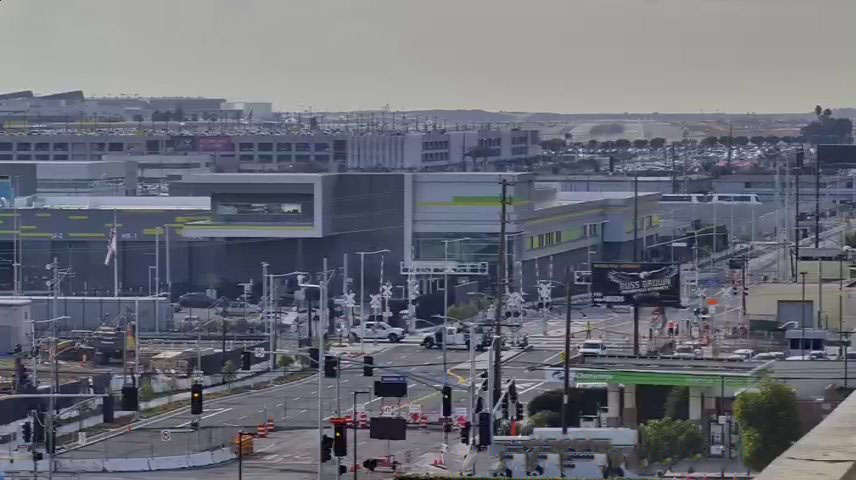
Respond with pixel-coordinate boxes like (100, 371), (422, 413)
(257, 423), (268, 438)
(267, 418), (275, 432)
(420, 414), (429, 429)
(431, 453), (446, 469)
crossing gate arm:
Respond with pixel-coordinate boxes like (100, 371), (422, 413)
(400, 261), (489, 276)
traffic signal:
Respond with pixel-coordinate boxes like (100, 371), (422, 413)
(460, 421), (470, 445)
(477, 412), (491, 446)
(515, 403), (524, 421)
(333, 424), (347, 457)
(363, 355), (374, 376)
(103, 395), (114, 423)
(508, 381), (517, 404)
(13, 357), (30, 393)
(324, 356), (338, 378)
(501, 395), (509, 419)
(121, 385), (139, 411)
(309, 348), (319, 368)
(241, 351), (252, 371)
(320, 434), (333, 462)
(474, 396), (484, 413)
(21, 421), (32, 443)
(33, 411), (45, 444)
(190, 383), (203, 415)
(441, 386), (452, 417)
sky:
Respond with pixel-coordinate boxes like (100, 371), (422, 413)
(0, 0), (853, 114)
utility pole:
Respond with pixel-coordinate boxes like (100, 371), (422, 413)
(632, 171), (640, 356)
(795, 147), (804, 282)
(165, 225), (172, 300)
(562, 268), (572, 434)
(493, 178), (509, 406)
(815, 159), (821, 248)
(262, 262), (272, 371)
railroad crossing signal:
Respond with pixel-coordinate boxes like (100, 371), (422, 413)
(369, 293), (382, 310)
(343, 292), (356, 308)
(381, 282), (393, 299)
(407, 279), (420, 299)
(537, 282), (552, 300)
(507, 292), (525, 309)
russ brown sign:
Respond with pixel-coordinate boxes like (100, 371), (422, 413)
(591, 262), (681, 306)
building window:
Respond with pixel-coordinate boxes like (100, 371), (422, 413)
(296, 143), (310, 152)
(334, 152), (346, 161)
(296, 154), (310, 162)
(91, 143), (106, 152)
(239, 154), (254, 161)
(216, 202), (303, 215)
(108, 142), (124, 152)
(258, 154), (273, 163)
(314, 143), (329, 152)
(0, 143), (12, 151)
(145, 140), (160, 152)
(276, 142), (292, 152)
(277, 154), (292, 162)
(35, 142), (50, 152)
(315, 154), (329, 162)
(239, 143), (254, 152)
(258, 142), (273, 152)
(53, 142), (68, 151)
(90, 154), (101, 161)
(71, 154), (87, 161)
(0, 154), (12, 160)
(16, 143), (31, 151)
(35, 154), (50, 161)
(127, 143), (144, 152)
(16, 154), (31, 160)
(53, 154), (68, 160)
(512, 146), (528, 155)
(333, 140), (346, 151)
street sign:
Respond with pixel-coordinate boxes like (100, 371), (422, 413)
(408, 404), (422, 414)
(591, 262), (681, 306)
(254, 347), (266, 358)
(161, 430), (172, 442)
(381, 405), (397, 417)
(381, 375), (406, 383)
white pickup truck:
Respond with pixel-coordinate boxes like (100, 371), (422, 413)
(350, 321), (406, 343)
(421, 325), (487, 351)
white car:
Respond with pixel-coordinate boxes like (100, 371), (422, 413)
(751, 352), (785, 361)
(350, 321), (406, 343)
(671, 343), (703, 359)
(579, 340), (608, 356)
(786, 350), (829, 361)
(221, 301), (262, 317)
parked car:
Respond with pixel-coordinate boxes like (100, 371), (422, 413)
(178, 292), (216, 309)
(421, 325), (487, 350)
(579, 339), (608, 356)
(786, 350), (830, 361)
(350, 321), (406, 343)
(670, 342), (703, 359)
(751, 352), (785, 361)
(221, 301), (262, 317)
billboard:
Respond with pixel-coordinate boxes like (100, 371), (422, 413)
(818, 145), (856, 166)
(196, 135), (235, 153)
(591, 262), (680, 306)
(171, 135), (196, 152)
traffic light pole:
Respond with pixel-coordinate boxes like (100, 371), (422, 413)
(353, 391), (369, 480)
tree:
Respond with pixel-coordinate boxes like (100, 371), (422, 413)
(701, 136), (718, 147)
(733, 379), (800, 471)
(541, 138), (567, 152)
(719, 135), (732, 146)
(465, 145), (494, 171)
(765, 135), (780, 145)
(632, 139), (648, 149)
(780, 136), (793, 144)
(814, 105), (823, 118)
(615, 139), (631, 149)
(801, 106), (854, 144)
(664, 387), (689, 420)
(639, 418), (704, 464)
(173, 106), (185, 122)
(277, 355), (295, 369)
(750, 136), (765, 146)
(586, 139), (599, 150)
(734, 136), (749, 146)
(151, 110), (161, 123)
(222, 360), (237, 383)
(649, 137), (666, 149)
(132, 114), (144, 124)
(191, 113), (199, 122)
(601, 140), (615, 149)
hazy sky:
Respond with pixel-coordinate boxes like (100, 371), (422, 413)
(1, 0), (853, 113)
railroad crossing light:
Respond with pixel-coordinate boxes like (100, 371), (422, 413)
(475, 396), (484, 413)
(309, 348), (319, 368)
(363, 355), (374, 376)
(241, 351), (252, 371)
(324, 356), (338, 378)
(21, 421), (32, 443)
(478, 412), (492, 446)
(190, 383), (203, 415)
(441, 386), (452, 417)
(515, 403), (524, 421)
(333, 424), (347, 457)
(508, 381), (518, 404)
(320, 434), (333, 463)
(501, 395), (509, 419)
(505, 311), (512, 319)
(121, 385), (139, 411)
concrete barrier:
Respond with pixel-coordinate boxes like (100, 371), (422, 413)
(104, 457), (150, 472)
(187, 451), (213, 468)
(210, 446), (235, 464)
(55, 458), (104, 472)
(147, 454), (189, 471)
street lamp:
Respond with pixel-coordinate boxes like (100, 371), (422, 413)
(434, 313), (477, 446)
(263, 270), (304, 372)
(355, 249), (389, 353)
(352, 391), (369, 480)
(441, 237), (471, 386)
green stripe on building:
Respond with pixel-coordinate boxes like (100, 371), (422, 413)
(68, 233), (106, 238)
(68, 215), (89, 220)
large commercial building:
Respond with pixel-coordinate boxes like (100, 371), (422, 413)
(0, 160), (137, 197)
(0, 128), (540, 173)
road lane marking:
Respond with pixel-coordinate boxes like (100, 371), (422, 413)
(519, 382), (544, 395)
(300, 409), (308, 413)
(342, 379), (349, 383)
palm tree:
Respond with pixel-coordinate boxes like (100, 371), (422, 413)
(465, 145), (493, 171)
(814, 105), (823, 118)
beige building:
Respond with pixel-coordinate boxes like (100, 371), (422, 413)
(0, 298), (31, 352)
(747, 282), (856, 331)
